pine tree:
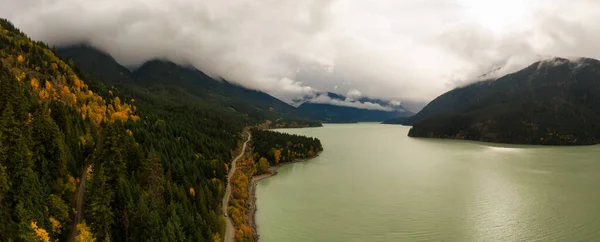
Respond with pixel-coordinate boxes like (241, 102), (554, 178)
(88, 164), (114, 241)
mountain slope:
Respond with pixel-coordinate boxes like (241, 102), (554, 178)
(297, 92), (413, 123)
(407, 57), (600, 145)
(0, 18), (325, 242)
(383, 80), (492, 125)
(58, 45), (133, 85)
(0, 18), (143, 241)
(57, 45), (320, 128)
(297, 103), (405, 123)
(0, 18), (244, 241)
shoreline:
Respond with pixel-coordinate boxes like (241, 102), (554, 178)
(248, 154), (321, 241)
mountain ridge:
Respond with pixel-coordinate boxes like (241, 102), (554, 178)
(403, 57), (600, 145)
(296, 92), (413, 123)
(57, 44), (321, 128)
(0, 18), (326, 241)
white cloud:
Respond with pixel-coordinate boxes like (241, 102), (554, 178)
(268, 77), (314, 101)
(346, 89), (361, 100)
(307, 94), (393, 111)
(2, 0), (600, 103)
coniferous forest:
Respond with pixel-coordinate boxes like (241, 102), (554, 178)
(252, 129), (323, 166)
(0, 19), (323, 241)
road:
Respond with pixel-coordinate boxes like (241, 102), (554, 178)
(68, 162), (91, 242)
(223, 132), (251, 242)
(66, 132), (250, 242)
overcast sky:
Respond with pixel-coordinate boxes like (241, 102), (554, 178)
(2, 0), (600, 106)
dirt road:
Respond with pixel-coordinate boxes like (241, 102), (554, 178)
(68, 162), (91, 242)
(223, 132), (251, 242)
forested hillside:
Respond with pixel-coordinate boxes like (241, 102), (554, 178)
(0, 18), (237, 241)
(407, 58), (600, 145)
(58, 45), (321, 129)
(0, 18), (327, 242)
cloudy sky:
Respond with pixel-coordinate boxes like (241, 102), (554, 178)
(2, 0), (600, 107)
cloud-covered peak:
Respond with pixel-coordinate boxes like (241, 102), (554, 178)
(294, 91), (412, 112)
(2, 0), (600, 103)
(307, 94), (395, 111)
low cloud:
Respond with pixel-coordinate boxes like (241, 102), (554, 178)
(307, 94), (394, 111)
(346, 89), (362, 100)
(2, 0), (600, 103)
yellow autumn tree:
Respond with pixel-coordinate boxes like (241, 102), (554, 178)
(75, 222), (96, 242)
(49, 217), (62, 233)
(30, 221), (50, 242)
(235, 224), (253, 241)
(17, 54), (24, 63)
(212, 233), (222, 242)
(257, 157), (269, 174)
(15, 71), (25, 83)
(272, 148), (282, 165)
(73, 78), (84, 91)
(38, 89), (50, 101)
(44, 80), (53, 91)
(30, 78), (39, 90)
(86, 164), (93, 182)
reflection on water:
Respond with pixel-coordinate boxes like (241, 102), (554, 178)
(256, 124), (600, 242)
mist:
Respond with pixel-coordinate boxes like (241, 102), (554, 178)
(2, 0), (600, 105)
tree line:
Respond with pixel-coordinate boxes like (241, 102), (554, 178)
(251, 129), (323, 171)
(0, 18), (324, 242)
(0, 18), (236, 241)
(227, 129), (323, 242)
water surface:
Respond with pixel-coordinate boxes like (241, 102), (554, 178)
(256, 123), (600, 242)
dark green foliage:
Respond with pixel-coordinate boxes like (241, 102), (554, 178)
(57, 45), (321, 128)
(58, 44), (134, 85)
(298, 102), (408, 123)
(0, 18), (324, 241)
(252, 129), (323, 165)
(0, 18), (230, 241)
(0, 18), (95, 240)
(54, 44), (324, 240)
(407, 58), (600, 145)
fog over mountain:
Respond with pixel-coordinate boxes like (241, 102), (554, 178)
(2, 0), (600, 105)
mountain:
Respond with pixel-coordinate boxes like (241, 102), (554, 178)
(57, 45), (320, 128)
(404, 57), (600, 145)
(0, 19), (326, 241)
(0, 19), (154, 240)
(382, 81), (491, 125)
(57, 44), (133, 85)
(296, 92), (413, 123)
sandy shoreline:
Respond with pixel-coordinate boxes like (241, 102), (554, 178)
(248, 154), (320, 241)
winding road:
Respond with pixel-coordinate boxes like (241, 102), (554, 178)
(68, 161), (91, 242)
(223, 132), (251, 242)
(67, 132), (250, 242)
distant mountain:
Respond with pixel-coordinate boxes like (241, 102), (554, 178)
(403, 57), (600, 145)
(58, 44), (133, 85)
(57, 45), (320, 128)
(296, 92), (413, 123)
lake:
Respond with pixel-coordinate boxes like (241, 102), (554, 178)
(255, 123), (600, 242)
